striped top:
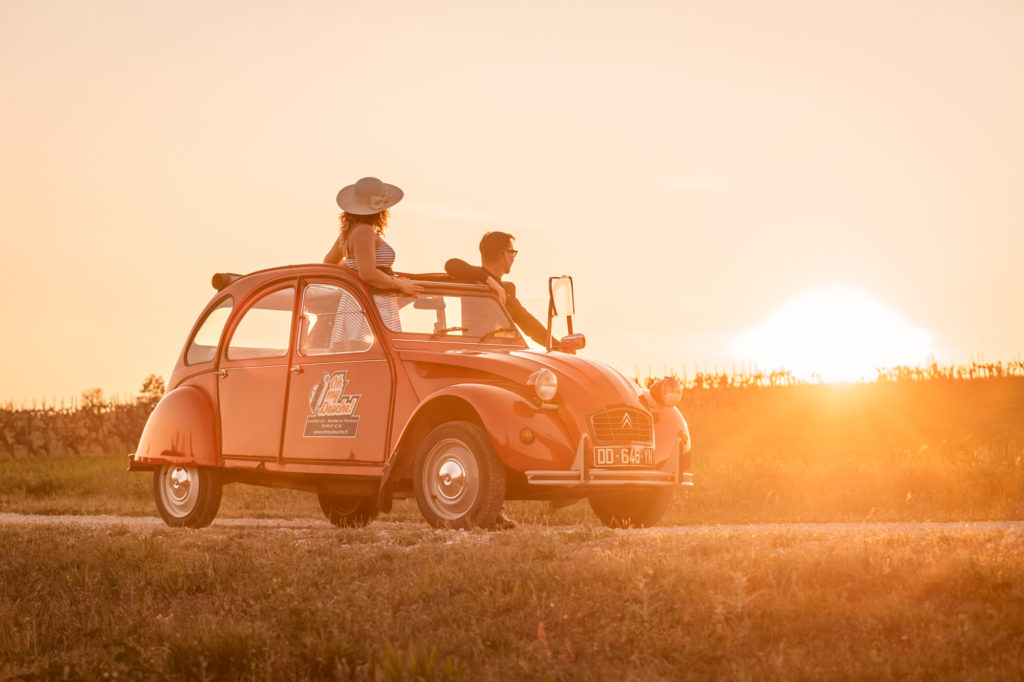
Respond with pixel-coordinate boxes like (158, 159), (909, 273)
(344, 240), (396, 272)
(343, 239), (400, 330)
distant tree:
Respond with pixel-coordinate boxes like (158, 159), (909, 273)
(139, 375), (165, 404)
(81, 388), (105, 410)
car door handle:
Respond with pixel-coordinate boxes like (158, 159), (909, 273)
(290, 365), (303, 375)
(215, 369), (227, 378)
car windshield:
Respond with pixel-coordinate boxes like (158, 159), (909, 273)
(379, 290), (524, 344)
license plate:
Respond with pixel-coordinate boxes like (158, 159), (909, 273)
(594, 445), (654, 467)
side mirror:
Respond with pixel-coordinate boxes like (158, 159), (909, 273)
(546, 276), (577, 351)
(549, 276), (575, 317)
(555, 333), (586, 354)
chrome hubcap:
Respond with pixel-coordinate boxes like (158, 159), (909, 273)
(169, 467), (192, 503)
(160, 465), (199, 518)
(436, 459), (467, 501)
(421, 438), (480, 520)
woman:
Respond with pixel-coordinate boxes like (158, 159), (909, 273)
(324, 176), (423, 296)
(324, 177), (422, 338)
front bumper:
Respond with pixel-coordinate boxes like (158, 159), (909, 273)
(524, 435), (693, 488)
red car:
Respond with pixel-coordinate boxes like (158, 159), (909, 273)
(129, 264), (692, 529)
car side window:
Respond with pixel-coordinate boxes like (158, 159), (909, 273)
(299, 283), (373, 355)
(226, 287), (295, 360)
(185, 297), (233, 365)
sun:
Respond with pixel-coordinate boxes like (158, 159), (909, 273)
(731, 286), (934, 383)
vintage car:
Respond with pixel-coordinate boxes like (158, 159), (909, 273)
(129, 264), (692, 529)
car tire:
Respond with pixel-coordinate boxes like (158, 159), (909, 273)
(153, 464), (222, 528)
(413, 421), (506, 529)
(317, 492), (378, 528)
(589, 487), (673, 529)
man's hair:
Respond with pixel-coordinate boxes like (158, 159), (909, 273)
(479, 231), (515, 259)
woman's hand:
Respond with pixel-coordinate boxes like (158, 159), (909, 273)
(393, 278), (423, 296)
(486, 277), (507, 306)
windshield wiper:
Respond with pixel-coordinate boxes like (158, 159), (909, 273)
(430, 326), (469, 340)
(479, 327), (517, 343)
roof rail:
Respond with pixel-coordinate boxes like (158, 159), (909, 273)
(212, 273), (242, 291)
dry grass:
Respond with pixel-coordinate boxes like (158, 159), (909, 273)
(1, 523), (1022, 680)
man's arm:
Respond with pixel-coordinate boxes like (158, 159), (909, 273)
(445, 259), (507, 305)
(505, 285), (551, 347)
(444, 258), (489, 283)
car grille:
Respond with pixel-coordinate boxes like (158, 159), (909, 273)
(589, 407), (652, 444)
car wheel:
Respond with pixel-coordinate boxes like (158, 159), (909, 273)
(589, 487), (673, 529)
(413, 421), (506, 529)
(153, 464), (223, 528)
(317, 492), (378, 528)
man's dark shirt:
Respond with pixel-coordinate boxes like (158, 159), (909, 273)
(444, 258), (551, 346)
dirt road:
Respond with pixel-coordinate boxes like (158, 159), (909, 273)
(2, 512), (1021, 537)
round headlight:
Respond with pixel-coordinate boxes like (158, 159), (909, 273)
(650, 376), (682, 407)
(527, 369), (558, 402)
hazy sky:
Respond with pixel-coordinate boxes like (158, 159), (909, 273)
(2, 0), (1022, 402)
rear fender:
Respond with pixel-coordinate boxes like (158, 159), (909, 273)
(383, 384), (573, 487)
(131, 385), (219, 468)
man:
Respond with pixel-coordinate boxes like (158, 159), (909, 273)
(445, 231), (551, 531)
(444, 231), (552, 347)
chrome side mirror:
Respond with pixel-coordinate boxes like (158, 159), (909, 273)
(546, 275), (577, 351)
(549, 276), (575, 317)
(555, 333), (586, 354)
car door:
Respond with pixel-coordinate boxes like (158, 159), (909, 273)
(217, 283), (297, 461)
(280, 280), (394, 465)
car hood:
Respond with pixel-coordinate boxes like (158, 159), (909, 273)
(398, 347), (645, 409)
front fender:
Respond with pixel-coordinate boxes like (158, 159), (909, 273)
(390, 383), (575, 477)
(131, 385), (218, 468)
(654, 405), (690, 462)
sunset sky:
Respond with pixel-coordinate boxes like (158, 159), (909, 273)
(2, 0), (1022, 402)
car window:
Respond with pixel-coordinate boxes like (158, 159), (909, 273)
(384, 292), (520, 341)
(226, 287), (295, 360)
(299, 283), (373, 355)
(186, 297), (233, 365)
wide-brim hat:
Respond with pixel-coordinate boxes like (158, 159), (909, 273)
(336, 176), (404, 215)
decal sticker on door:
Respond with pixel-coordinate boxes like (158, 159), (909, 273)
(304, 371), (361, 438)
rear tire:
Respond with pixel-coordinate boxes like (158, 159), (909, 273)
(413, 421), (505, 529)
(317, 492), (378, 528)
(589, 487), (673, 529)
(153, 464), (222, 528)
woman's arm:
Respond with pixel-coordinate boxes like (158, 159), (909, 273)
(323, 235), (345, 264)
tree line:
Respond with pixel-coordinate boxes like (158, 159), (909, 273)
(1, 375), (164, 458)
(3, 361), (1023, 458)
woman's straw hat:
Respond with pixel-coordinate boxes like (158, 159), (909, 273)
(336, 177), (404, 215)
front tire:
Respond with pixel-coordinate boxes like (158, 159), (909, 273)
(317, 492), (378, 528)
(153, 464), (222, 528)
(413, 421), (505, 529)
(589, 487), (673, 528)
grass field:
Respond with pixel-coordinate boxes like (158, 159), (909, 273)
(2, 377), (1023, 679)
(2, 522), (1022, 680)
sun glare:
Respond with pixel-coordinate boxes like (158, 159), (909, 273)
(731, 286), (934, 383)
